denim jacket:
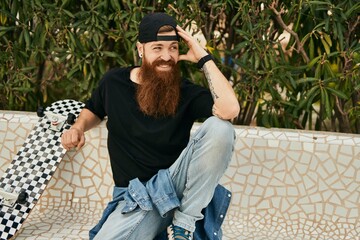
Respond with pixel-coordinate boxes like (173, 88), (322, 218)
(90, 169), (231, 240)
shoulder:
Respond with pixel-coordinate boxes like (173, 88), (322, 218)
(102, 67), (132, 80)
(99, 66), (135, 86)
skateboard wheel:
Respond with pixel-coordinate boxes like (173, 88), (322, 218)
(17, 191), (28, 204)
(67, 113), (76, 125)
(37, 106), (45, 117)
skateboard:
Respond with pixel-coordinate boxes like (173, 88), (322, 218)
(0, 99), (84, 240)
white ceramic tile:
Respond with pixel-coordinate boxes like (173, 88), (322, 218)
(1, 110), (360, 239)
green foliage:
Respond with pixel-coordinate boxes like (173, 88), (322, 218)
(1, 0), (359, 133)
(0, 0), (149, 110)
(281, 0), (360, 132)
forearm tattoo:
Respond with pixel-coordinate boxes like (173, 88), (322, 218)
(203, 65), (219, 100)
(212, 105), (225, 119)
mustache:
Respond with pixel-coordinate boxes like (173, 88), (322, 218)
(152, 58), (176, 67)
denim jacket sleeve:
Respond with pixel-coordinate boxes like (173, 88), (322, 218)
(122, 169), (180, 217)
(90, 169), (231, 240)
(90, 169), (180, 239)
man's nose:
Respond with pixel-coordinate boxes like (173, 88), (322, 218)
(160, 51), (172, 61)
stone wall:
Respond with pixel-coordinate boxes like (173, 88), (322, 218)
(1, 111), (359, 239)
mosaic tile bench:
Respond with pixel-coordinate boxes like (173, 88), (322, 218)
(1, 110), (359, 240)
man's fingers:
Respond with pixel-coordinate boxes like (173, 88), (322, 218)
(176, 25), (208, 62)
(71, 131), (80, 146)
(61, 128), (85, 151)
(61, 132), (71, 150)
(76, 134), (85, 151)
(176, 26), (192, 45)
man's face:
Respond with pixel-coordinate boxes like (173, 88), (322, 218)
(139, 30), (179, 72)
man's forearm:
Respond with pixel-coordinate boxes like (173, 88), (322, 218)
(71, 108), (101, 132)
(202, 60), (240, 120)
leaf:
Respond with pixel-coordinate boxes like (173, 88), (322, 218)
(110, 0), (122, 11)
(309, 37), (315, 60)
(20, 66), (37, 71)
(62, 9), (75, 18)
(315, 61), (322, 79)
(345, 3), (360, 17)
(254, 52), (260, 70)
(313, 22), (325, 31)
(308, 1), (332, 6)
(61, 0), (70, 8)
(234, 29), (251, 40)
(42, 87), (47, 103)
(303, 86), (321, 110)
(261, 110), (271, 128)
(34, 23), (45, 48)
(231, 41), (248, 53)
(298, 84), (319, 110)
(231, 10), (241, 26)
(264, 54), (270, 69)
(324, 17), (329, 32)
(24, 29), (30, 49)
(320, 88), (331, 119)
(0, 26), (16, 31)
(337, 22), (344, 51)
(323, 33), (332, 47)
(320, 37), (330, 55)
(0, 31), (7, 37)
(297, 77), (318, 84)
(102, 51), (118, 58)
(325, 87), (348, 99)
(66, 67), (79, 79)
(307, 55), (321, 69)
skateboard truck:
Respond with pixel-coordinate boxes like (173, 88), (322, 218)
(0, 188), (28, 208)
(37, 106), (76, 132)
(45, 112), (68, 131)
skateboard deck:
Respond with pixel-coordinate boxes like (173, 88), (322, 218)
(0, 99), (84, 240)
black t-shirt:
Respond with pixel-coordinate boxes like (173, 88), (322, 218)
(86, 67), (213, 187)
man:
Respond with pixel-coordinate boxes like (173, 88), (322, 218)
(61, 12), (240, 240)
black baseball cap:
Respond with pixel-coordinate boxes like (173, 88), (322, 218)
(138, 12), (179, 43)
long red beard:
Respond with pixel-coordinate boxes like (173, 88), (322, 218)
(136, 57), (181, 118)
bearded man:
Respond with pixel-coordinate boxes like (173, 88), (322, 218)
(61, 12), (240, 240)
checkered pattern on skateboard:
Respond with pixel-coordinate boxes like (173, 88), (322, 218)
(0, 99), (84, 240)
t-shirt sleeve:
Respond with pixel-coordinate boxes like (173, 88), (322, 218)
(85, 67), (129, 119)
(84, 72), (111, 120)
(187, 84), (214, 120)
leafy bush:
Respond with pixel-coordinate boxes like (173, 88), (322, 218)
(1, 0), (359, 133)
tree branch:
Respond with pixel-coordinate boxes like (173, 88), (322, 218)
(349, 15), (360, 35)
(269, 2), (310, 63)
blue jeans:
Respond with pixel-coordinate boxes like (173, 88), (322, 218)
(92, 117), (235, 239)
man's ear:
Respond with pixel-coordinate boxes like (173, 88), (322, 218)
(136, 42), (143, 58)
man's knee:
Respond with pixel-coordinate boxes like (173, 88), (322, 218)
(201, 116), (235, 146)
